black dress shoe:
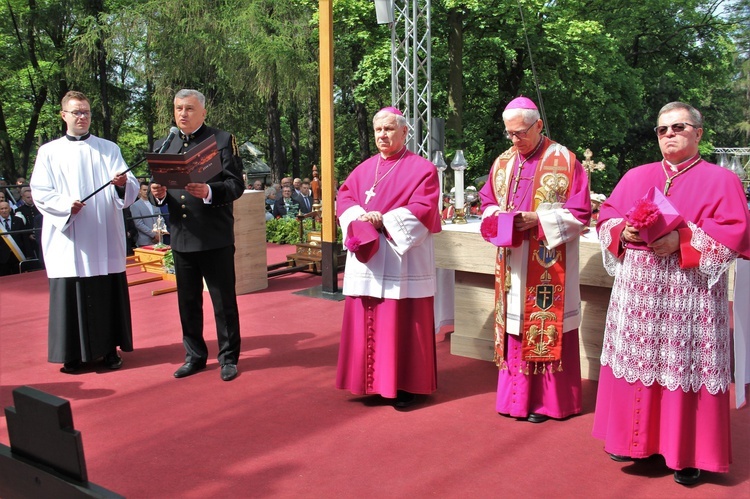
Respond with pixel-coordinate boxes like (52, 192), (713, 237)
(60, 360), (83, 374)
(609, 453), (633, 462)
(394, 390), (419, 410)
(220, 363), (238, 381)
(527, 413), (549, 423)
(174, 362), (207, 378)
(674, 467), (701, 485)
(104, 351), (123, 370)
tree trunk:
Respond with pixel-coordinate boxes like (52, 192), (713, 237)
(18, 88), (48, 177)
(97, 38), (111, 139)
(446, 8), (463, 147)
(307, 94), (320, 175)
(266, 91), (286, 182)
(145, 77), (154, 149)
(0, 101), (17, 176)
(3, 0), (48, 179)
(290, 103), (300, 179)
(86, 0), (111, 139)
(355, 102), (370, 163)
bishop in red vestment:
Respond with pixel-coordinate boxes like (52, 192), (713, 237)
(479, 96), (591, 423)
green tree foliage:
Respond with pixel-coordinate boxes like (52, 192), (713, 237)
(0, 0), (70, 180)
(430, 0), (743, 194)
(0, 0), (745, 197)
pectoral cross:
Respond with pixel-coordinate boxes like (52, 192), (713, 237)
(365, 187), (376, 204)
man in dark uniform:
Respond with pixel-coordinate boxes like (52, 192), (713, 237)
(14, 188), (42, 259)
(150, 89), (245, 381)
(0, 200), (27, 275)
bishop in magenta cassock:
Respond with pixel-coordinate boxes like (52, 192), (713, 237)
(336, 107), (441, 409)
(593, 102), (750, 485)
(479, 96), (591, 423)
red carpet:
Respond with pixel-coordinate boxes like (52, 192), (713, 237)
(0, 243), (747, 497)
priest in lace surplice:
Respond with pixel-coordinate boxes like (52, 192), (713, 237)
(335, 107), (441, 409)
(593, 102), (750, 484)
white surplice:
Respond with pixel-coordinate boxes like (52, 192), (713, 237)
(339, 206), (436, 299)
(30, 135), (139, 278)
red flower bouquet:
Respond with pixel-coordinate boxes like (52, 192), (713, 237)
(626, 187), (684, 244)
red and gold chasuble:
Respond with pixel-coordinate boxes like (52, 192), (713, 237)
(489, 137), (576, 373)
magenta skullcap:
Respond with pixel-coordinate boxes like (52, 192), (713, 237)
(504, 96), (538, 111)
(379, 106), (403, 116)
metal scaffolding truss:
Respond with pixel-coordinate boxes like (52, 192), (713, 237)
(712, 147), (750, 155)
(391, 0), (432, 159)
(713, 147), (750, 168)
(713, 147), (750, 184)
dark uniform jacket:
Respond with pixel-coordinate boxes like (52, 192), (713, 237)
(151, 125), (245, 253)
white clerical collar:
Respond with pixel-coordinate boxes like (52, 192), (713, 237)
(664, 153), (700, 172)
(65, 132), (91, 141)
(380, 146), (407, 160)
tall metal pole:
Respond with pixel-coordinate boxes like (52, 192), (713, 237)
(319, 0), (338, 293)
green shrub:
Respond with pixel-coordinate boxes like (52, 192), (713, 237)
(265, 217), (342, 245)
(162, 249), (174, 272)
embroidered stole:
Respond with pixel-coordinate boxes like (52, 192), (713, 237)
(0, 222), (27, 262)
(490, 137), (575, 372)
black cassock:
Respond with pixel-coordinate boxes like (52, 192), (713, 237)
(48, 273), (133, 363)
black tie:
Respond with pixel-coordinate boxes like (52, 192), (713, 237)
(3, 219), (9, 231)
(305, 197), (310, 210)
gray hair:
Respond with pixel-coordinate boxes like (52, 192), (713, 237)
(502, 108), (540, 125)
(373, 109), (408, 128)
(265, 186), (276, 198)
(175, 89), (206, 107)
(658, 102), (703, 128)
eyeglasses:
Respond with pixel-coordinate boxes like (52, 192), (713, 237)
(653, 122), (697, 136)
(505, 122), (536, 140)
(64, 110), (91, 118)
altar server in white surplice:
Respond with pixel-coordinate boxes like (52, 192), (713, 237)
(30, 90), (139, 374)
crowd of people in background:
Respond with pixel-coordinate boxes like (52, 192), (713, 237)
(248, 175), (319, 221)
(0, 178), (43, 275)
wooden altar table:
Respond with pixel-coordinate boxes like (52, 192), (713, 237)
(433, 222), (736, 381)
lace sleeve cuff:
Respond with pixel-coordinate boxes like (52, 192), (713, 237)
(599, 218), (624, 276)
(688, 221), (738, 288)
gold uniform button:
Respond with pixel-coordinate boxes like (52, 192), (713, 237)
(181, 205), (186, 209)
(182, 214), (187, 218)
(180, 195), (186, 200)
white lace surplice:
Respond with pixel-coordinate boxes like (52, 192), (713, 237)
(600, 219), (737, 395)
